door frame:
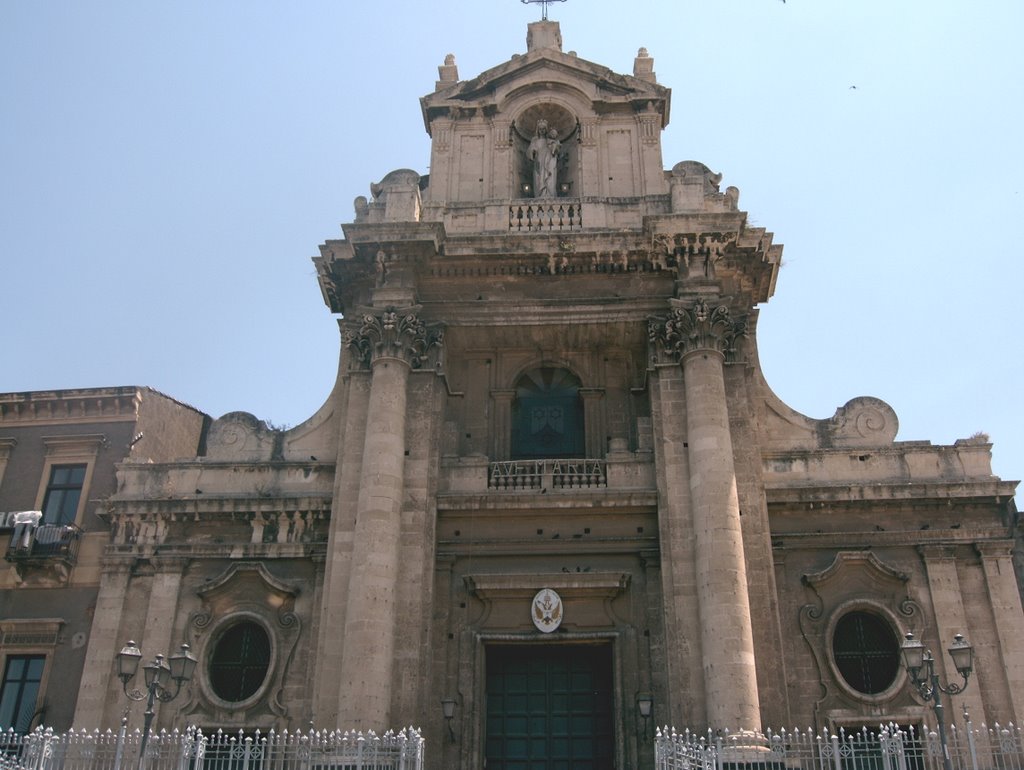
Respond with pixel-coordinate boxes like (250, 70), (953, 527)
(470, 632), (624, 770)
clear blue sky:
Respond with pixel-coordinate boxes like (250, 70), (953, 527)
(2, 2), (1021, 485)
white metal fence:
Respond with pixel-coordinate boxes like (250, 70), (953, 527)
(0, 726), (423, 770)
(656, 723), (1023, 770)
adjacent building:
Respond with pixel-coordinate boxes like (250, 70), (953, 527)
(2, 19), (1020, 770)
(0, 387), (206, 731)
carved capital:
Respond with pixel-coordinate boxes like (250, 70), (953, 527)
(648, 298), (746, 363)
(343, 308), (443, 370)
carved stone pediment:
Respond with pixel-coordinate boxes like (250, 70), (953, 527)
(195, 561), (301, 607)
(802, 550), (908, 595)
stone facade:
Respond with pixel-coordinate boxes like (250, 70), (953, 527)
(2, 20), (1020, 770)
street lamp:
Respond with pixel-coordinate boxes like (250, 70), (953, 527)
(117, 640), (197, 770)
(900, 632), (973, 770)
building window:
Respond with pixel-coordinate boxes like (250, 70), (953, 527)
(511, 368), (584, 459)
(832, 611), (900, 695)
(0, 655), (44, 732)
(208, 621), (271, 703)
(41, 464), (86, 525)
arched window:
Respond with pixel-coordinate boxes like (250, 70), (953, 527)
(511, 368), (584, 459)
(208, 621), (271, 703)
(832, 610), (900, 695)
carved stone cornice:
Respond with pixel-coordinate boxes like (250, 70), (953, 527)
(648, 298), (746, 363)
(0, 387), (143, 426)
(343, 307), (444, 370)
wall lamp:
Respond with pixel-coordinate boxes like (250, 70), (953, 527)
(441, 697), (458, 743)
(637, 693), (654, 740)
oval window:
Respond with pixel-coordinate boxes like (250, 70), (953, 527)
(208, 621), (271, 703)
(832, 610), (900, 695)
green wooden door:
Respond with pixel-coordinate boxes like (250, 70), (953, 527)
(485, 645), (614, 770)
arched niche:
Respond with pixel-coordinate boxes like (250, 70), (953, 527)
(511, 102), (579, 199)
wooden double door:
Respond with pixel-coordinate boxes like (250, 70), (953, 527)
(485, 644), (614, 770)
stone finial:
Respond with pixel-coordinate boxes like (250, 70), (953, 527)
(436, 53), (459, 90)
(353, 195), (369, 222)
(527, 20), (562, 52)
(633, 47), (656, 82)
(649, 299), (747, 363)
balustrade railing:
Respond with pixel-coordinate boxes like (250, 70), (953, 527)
(509, 201), (581, 231)
(488, 459), (606, 490)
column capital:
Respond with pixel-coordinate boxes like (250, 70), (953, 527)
(975, 539), (1016, 559)
(343, 307), (444, 370)
(648, 297), (746, 364)
(918, 544), (958, 561)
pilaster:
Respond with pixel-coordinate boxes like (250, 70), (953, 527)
(579, 388), (605, 459)
(917, 545), (985, 722)
(975, 541), (1024, 722)
(73, 559), (133, 729)
(490, 390), (516, 460)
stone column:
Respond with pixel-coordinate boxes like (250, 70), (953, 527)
(975, 541), (1024, 723)
(337, 308), (442, 729)
(73, 560), (132, 729)
(651, 297), (760, 733)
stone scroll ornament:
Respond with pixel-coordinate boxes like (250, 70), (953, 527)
(648, 298), (747, 363)
(343, 308), (444, 370)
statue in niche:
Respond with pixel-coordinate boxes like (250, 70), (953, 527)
(528, 120), (561, 198)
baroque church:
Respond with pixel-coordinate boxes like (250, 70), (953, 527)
(1, 18), (1021, 770)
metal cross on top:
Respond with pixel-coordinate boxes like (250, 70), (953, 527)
(521, 0), (567, 21)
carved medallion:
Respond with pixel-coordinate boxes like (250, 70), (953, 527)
(531, 588), (564, 633)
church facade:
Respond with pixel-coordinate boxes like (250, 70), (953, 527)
(3, 19), (1019, 770)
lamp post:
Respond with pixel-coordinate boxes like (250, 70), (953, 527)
(117, 640), (197, 770)
(900, 632), (974, 770)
